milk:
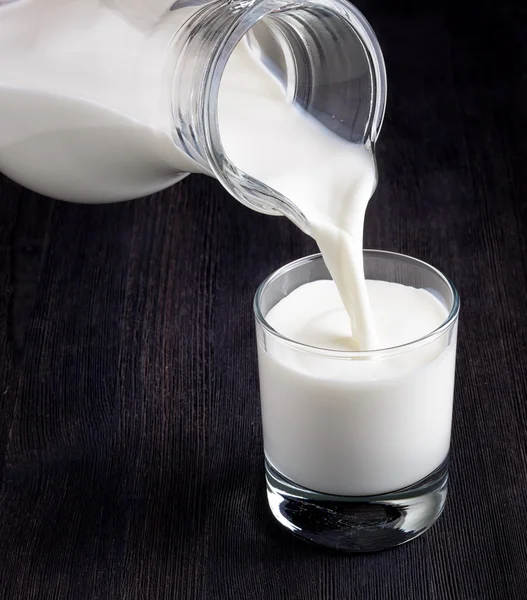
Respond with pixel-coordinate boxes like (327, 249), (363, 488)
(0, 0), (457, 498)
(259, 279), (456, 496)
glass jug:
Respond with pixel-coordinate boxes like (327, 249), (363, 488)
(0, 0), (386, 234)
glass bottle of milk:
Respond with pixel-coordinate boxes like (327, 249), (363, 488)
(0, 0), (386, 231)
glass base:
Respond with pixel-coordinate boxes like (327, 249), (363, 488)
(266, 460), (448, 552)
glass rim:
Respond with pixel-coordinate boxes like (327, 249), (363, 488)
(253, 250), (460, 359)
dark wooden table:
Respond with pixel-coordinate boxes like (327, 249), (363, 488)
(1, 2), (526, 599)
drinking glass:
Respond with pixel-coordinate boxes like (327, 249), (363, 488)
(254, 250), (460, 552)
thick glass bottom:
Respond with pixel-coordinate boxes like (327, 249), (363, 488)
(266, 459), (448, 552)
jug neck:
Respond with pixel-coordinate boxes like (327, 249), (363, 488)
(170, 0), (386, 233)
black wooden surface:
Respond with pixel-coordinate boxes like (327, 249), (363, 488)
(1, 2), (527, 599)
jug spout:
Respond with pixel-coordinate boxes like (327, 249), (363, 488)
(170, 0), (386, 236)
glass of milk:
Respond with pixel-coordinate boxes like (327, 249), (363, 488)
(254, 251), (460, 552)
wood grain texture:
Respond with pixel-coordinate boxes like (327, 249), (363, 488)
(1, 2), (527, 599)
